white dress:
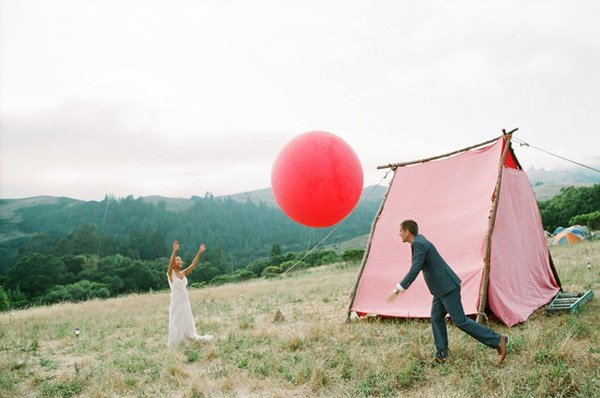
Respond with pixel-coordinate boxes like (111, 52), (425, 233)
(167, 271), (213, 346)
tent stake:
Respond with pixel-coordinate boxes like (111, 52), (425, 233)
(476, 131), (514, 323)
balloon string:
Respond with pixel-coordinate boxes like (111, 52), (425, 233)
(96, 196), (111, 257)
(280, 170), (391, 276)
(305, 227), (313, 252)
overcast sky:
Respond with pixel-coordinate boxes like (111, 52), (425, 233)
(1, 0), (599, 201)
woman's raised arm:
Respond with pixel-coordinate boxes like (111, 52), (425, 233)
(167, 240), (180, 282)
(183, 243), (205, 276)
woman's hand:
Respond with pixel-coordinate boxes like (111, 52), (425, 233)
(183, 243), (206, 276)
(173, 240), (180, 252)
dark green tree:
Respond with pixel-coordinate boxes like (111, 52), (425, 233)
(128, 228), (168, 260)
(0, 285), (10, 311)
(8, 287), (28, 308)
(18, 233), (56, 257)
(538, 184), (600, 231)
(61, 255), (87, 281)
(269, 242), (283, 266)
(5, 254), (68, 299)
(55, 224), (102, 255)
(189, 262), (222, 284)
(0, 237), (29, 274)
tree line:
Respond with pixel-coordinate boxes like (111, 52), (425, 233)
(0, 194), (379, 275)
(0, 194), (374, 310)
(0, 243), (365, 311)
(537, 183), (600, 232)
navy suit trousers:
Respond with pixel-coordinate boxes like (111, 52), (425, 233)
(431, 287), (501, 357)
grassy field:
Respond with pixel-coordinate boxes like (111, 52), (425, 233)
(1, 240), (599, 398)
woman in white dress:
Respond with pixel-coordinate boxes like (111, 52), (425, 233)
(167, 240), (213, 346)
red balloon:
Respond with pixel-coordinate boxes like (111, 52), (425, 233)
(271, 131), (363, 228)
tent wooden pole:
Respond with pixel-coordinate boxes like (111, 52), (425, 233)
(346, 171), (397, 322)
(476, 131), (514, 323)
(377, 129), (518, 170)
(547, 250), (562, 289)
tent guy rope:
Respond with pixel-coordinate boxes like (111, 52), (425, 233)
(512, 137), (600, 174)
(280, 170), (391, 276)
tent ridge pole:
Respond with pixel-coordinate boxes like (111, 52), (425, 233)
(476, 131), (514, 323)
(378, 129), (518, 170)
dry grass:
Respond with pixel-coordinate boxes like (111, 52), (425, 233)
(1, 241), (599, 397)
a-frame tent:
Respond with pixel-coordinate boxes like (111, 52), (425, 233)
(347, 133), (561, 327)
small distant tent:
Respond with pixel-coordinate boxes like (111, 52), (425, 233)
(566, 225), (589, 239)
(550, 225), (589, 246)
(348, 133), (561, 327)
(551, 229), (584, 246)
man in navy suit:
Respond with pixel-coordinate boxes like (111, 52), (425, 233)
(387, 220), (507, 364)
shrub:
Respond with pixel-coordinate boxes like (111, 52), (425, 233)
(246, 258), (269, 276)
(261, 266), (282, 278)
(43, 285), (70, 303)
(209, 274), (233, 285)
(342, 248), (365, 263)
(570, 210), (600, 230)
(43, 280), (109, 304)
(230, 270), (256, 281)
(318, 251), (339, 265)
(279, 261), (308, 273)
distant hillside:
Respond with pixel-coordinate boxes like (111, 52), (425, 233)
(222, 184), (387, 208)
(0, 188), (384, 275)
(324, 233), (370, 252)
(531, 183), (595, 202)
(139, 195), (196, 212)
(527, 165), (600, 201)
(225, 187), (277, 207)
(0, 196), (81, 222)
(527, 163), (600, 185)
(136, 185), (386, 212)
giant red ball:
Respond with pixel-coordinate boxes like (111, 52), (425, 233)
(271, 131), (363, 228)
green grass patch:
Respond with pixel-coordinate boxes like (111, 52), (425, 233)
(39, 378), (83, 398)
(0, 372), (17, 392)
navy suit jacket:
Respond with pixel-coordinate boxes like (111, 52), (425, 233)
(399, 234), (461, 298)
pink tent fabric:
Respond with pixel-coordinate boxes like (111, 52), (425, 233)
(350, 138), (560, 326)
(488, 168), (560, 325)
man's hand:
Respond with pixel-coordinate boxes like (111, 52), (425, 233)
(198, 243), (206, 254)
(386, 284), (405, 302)
(173, 240), (180, 252)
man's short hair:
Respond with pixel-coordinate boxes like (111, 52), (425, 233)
(400, 220), (418, 236)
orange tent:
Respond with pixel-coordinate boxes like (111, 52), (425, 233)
(551, 231), (583, 246)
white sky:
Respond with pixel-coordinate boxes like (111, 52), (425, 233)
(1, 0), (599, 200)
